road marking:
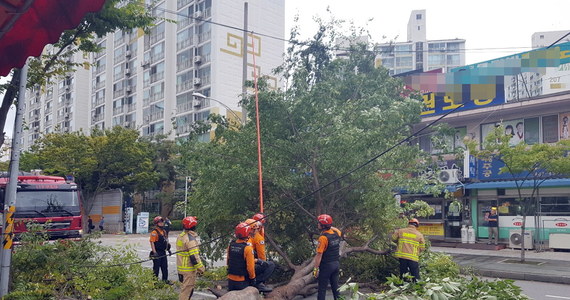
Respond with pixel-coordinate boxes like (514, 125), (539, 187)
(546, 295), (570, 299)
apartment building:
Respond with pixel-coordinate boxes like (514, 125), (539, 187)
(375, 10), (465, 75)
(532, 30), (570, 49)
(22, 0), (285, 148)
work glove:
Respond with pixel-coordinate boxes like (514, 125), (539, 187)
(198, 266), (205, 275)
(168, 249), (172, 256)
(312, 267), (319, 278)
(249, 278), (257, 287)
(149, 251), (157, 259)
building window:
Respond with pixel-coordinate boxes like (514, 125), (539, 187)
(416, 14), (422, 20)
(542, 115), (559, 143)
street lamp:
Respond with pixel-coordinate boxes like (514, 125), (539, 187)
(192, 92), (243, 124)
(184, 176), (191, 218)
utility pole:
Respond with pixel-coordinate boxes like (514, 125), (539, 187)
(0, 62), (28, 297)
(241, 2), (248, 125)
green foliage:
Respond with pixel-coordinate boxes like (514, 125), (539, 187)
(169, 219), (183, 231)
(181, 18), (434, 264)
(401, 200), (436, 219)
(341, 253), (399, 283)
(20, 127), (159, 212)
(419, 251), (459, 280)
(8, 229), (177, 299)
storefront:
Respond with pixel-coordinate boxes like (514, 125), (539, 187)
(466, 180), (570, 248)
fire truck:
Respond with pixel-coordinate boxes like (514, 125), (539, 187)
(0, 174), (83, 239)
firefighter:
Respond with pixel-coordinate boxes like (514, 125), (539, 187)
(246, 217), (274, 292)
(392, 218), (426, 281)
(150, 216), (171, 282)
(312, 214), (342, 300)
(176, 216), (205, 300)
(227, 222), (256, 291)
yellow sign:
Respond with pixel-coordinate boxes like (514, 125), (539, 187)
(417, 223), (444, 236)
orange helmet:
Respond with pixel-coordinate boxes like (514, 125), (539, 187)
(182, 216), (198, 229)
(409, 218), (420, 226)
(252, 213), (266, 224)
(317, 214), (333, 225)
(245, 218), (260, 230)
(235, 222), (252, 239)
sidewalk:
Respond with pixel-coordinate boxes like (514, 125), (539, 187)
(432, 246), (570, 284)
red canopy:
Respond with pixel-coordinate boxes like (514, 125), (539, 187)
(0, 0), (106, 76)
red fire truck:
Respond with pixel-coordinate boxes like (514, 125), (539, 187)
(0, 174), (83, 239)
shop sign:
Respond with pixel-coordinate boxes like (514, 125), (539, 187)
(555, 222), (568, 227)
(417, 223), (444, 236)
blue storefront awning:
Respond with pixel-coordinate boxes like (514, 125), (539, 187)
(465, 179), (570, 190)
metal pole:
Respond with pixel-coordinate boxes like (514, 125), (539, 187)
(241, 2), (248, 124)
(0, 63), (28, 297)
(184, 177), (188, 218)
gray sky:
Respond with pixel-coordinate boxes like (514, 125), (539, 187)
(285, 0), (570, 64)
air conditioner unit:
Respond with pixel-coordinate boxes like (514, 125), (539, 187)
(509, 230), (534, 250)
(193, 11), (203, 19)
(193, 78), (201, 85)
(65, 113), (70, 119)
(193, 55), (202, 64)
(193, 100), (201, 107)
(125, 68), (131, 76)
(141, 60), (150, 68)
(124, 121), (130, 127)
(437, 169), (460, 184)
(126, 86), (132, 93)
(65, 86), (71, 92)
(125, 50), (131, 58)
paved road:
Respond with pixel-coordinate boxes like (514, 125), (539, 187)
(97, 234), (570, 299)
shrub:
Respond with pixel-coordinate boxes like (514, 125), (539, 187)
(7, 228), (178, 299)
(169, 219), (183, 231)
(341, 253), (399, 283)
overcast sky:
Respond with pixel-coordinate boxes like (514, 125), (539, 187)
(285, 0), (570, 64)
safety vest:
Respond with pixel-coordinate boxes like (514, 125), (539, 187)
(176, 231), (204, 272)
(227, 241), (248, 277)
(321, 230), (341, 264)
(393, 226), (425, 262)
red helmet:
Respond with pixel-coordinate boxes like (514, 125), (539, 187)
(182, 216), (198, 229)
(235, 222), (252, 239)
(317, 214), (333, 225)
(409, 218), (420, 226)
(252, 213), (266, 224)
(153, 216), (164, 225)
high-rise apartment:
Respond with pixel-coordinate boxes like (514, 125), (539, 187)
(21, 0), (285, 149)
(375, 10), (465, 75)
(532, 30), (570, 49)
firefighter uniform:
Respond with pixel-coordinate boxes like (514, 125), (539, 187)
(150, 226), (169, 281)
(227, 239), (256, 291)
(251, 230), (275, 287)
(392, 224), (426, 280)
(176, 230), (205, 300)
(316, 227), (342, 300)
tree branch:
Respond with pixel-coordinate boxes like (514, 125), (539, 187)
(265, 233), (296, 270)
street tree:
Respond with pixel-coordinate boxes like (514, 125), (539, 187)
(20, 126), (158, 215)
(467, 125), (570, 262)
(182, 21), (437, 299)
(0, 0), (156, 148)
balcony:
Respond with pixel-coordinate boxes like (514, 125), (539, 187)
(114, 89), (125, 98)
(177, 0), (191, 9)
(150, 32), (165, 45)
(149, 111), (164, 122)
(198, 31), (211, 44)
(177, 39), (192, 51)
(92, 114), (104, 123)
(149, 91), (164, 102)
(177, 102), (193, 113)
(127, 103), (137, 112)
(93, 97), (105, 107)
(93, 81), (105, 91)
(115, 35), (125, 46)
(176, 123), (192, 134)
(177, 18), (190, 30)
(150, 72), (164, 83)
(150, 52), (164, 64)
(177, 60), (192, 72)
(176, 81), (192, 93)
(113, 106), (124, 115)
(114, 55), (125, 65)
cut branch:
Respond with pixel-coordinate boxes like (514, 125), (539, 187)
(265, 233), (296, 270)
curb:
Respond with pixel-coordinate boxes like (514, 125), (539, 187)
(462, 268), (570, 284)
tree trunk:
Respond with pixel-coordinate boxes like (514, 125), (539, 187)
(0, 69), (20, 147)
